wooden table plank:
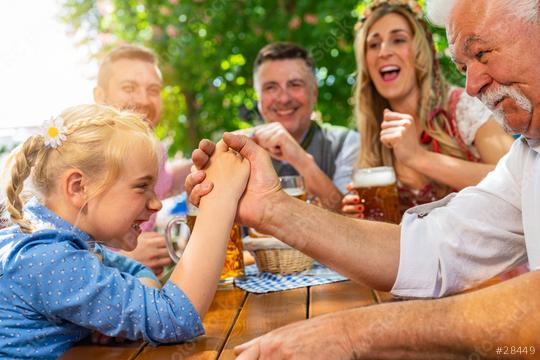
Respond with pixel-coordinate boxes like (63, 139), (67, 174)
(59, 341), (144, 360)
(136, 287), (247, 360)
(218, 288), (308, 359)
(309, 281), (377, 318)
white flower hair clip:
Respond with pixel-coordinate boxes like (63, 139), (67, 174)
(40, 116), (67, 148)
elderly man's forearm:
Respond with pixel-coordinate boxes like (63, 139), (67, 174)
(262, 194), (401, 290)
(341, 271), (540, 358)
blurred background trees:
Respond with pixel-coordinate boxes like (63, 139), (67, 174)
(61, 0), (464, 156)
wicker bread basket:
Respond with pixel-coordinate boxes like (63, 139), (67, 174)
(243, 234), (313, 275)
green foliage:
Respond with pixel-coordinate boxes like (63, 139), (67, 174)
(429, 24), (465, 87)
(60, 0), (463, 157)
(0, 145), (10, 156)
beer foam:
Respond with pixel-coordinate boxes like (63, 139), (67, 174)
(283, 187), (305, 197)
(353, 167), (396, 187)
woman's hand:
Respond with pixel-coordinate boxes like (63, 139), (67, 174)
(341, 183), (365, 218)
(380, 109), (427, 167)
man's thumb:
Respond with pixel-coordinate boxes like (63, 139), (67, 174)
(223, 132), (263, 160)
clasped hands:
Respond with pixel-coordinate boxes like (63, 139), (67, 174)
(186, 133), (283, 230)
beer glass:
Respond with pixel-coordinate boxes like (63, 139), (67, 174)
(352, 166), (400, 224)
(279, 175), (307, 201)
(173, 203), (244, 282)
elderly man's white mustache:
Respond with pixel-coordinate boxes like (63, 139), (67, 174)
(479, 85), (532, 130)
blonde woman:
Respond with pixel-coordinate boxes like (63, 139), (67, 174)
(342, 0), (514, 217)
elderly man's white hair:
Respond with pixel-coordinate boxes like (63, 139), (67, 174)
(427, 0), (539, 27)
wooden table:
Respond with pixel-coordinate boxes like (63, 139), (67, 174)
(61, 281), (391, 360)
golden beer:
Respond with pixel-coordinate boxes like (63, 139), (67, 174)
(353, 167), (400, 224)
(283, 187), (308, 201)
(187, 214), (196, 233)
(187, 209), (244, 281)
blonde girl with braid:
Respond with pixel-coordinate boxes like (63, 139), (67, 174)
(342, 0), (514, 217)
(0, 104), (249, 358)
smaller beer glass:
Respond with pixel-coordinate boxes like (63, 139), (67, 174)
(352, 166), (400, 224)
(248, 176), (307, 237)
(279, 175), (307, 201)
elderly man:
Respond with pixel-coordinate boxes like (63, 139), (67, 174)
(249, 42), (359, 211)
(187, 0), (539, 357)
(94, 45), (191, 276)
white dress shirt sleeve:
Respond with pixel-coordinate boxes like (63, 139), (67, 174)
(333, 130), (359, 194)
(392, 141), (527, 298)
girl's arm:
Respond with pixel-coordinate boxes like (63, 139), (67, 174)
(168, 141), (249, 317)
(13, 238), (204, 343)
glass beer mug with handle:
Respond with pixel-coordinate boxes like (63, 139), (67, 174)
(164, 217), (191, 263)
(352, 166), (401, 224)
(166, 203), (245, 283)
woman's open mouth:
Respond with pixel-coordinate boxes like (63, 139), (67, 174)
(379, 65), (401, 82)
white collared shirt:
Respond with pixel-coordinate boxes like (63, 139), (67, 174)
(392, 137), (538, 298)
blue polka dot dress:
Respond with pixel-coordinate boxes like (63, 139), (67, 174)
(0, 199), (204, 359)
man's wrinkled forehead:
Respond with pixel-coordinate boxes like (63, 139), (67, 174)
(446, 2), (488, 63)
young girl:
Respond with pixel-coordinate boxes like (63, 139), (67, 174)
(0, 104), (249, 358)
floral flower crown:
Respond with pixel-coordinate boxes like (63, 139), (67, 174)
(40, 116), (67, 149)
(355, 0), (425, 30)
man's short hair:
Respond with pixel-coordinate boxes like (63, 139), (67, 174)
(253, 42), (316, 74)
(97, 45), (159, 87)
